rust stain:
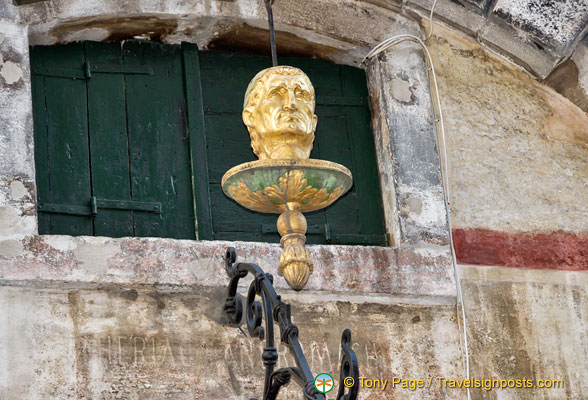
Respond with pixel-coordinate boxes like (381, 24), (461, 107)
(67, 291), (91, 398)
(453, 228), (588, 270)
(105, 287), (138, 302)
(463, 282), (535, 400)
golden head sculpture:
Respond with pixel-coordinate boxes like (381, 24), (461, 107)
(242, 66), (318, 160)
(222, 65), (352, 291)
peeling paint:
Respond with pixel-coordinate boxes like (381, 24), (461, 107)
(398, 185), (447, 230)
(74, 240), (120, 276)
(390, 75), (413, 103)
(0, 206), (37, 240)
(0, 240), (23, 257)
(9, 180), (28, 201)
(43, 236), (78, 253)
(0, 60), (23, 85)
(62, 27), (110, 42)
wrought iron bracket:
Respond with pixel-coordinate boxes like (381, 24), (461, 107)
(223, 247), (359, 400)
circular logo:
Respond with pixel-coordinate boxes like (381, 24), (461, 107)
(314, 373), (334, 394)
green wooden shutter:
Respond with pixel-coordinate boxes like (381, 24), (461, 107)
(32, 43), (93, 237)
(31, 41), (196, 240)
(32, 42), (385, 245)
(194, 51), (387, 245)
(181, 43), (214, 240)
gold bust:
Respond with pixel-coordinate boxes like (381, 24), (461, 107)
(242, 66), (318, 160)
(223, 65), (353, 290)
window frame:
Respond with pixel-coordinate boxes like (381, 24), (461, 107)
(29, 41), (389, 246)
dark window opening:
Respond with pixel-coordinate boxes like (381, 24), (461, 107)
(30, 41), (387, 245)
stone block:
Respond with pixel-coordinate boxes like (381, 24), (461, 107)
(492, 0), (588, 54)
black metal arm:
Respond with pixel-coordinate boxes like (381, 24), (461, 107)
(223, 247), (359, 400)
(264, 0), (278, 67)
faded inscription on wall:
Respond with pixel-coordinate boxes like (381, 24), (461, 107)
(87, 334), (388, 375)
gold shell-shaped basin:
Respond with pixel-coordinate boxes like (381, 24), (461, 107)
(221, 159), (353, 214)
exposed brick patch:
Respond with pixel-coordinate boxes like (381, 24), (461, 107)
(453, 228), (588, 270)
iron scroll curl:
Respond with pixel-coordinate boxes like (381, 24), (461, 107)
(223, 247), (359, 400)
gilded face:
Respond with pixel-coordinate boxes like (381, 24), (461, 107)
(243, 67), (318, 160)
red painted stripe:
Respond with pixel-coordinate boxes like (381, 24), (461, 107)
(452, 229), (588, 271)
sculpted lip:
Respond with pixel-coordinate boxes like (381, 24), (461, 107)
(279, 111), (304, 120)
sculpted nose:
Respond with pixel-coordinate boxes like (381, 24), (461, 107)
(283, 89), (297, 110)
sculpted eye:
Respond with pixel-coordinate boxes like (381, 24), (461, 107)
(295, 87), (310, 100)
(270, 86), (287, 97)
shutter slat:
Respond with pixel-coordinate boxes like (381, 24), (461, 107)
(341, 67), (387, 238)
(182, 42), (214, 240)
(86, 41), (134, 237)
(123, 40), (195, 239)
(35, 43), (93, 236)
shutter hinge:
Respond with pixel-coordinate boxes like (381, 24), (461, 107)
(32, 62), (153, 80)
(323, 223), (332, 244)
(90, 196), (98, 216)
(38, 197), (161, 216)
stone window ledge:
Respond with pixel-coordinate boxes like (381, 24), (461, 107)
(0, 235), (456, 298)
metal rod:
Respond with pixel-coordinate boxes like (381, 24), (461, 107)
(265, 0), (278, 66)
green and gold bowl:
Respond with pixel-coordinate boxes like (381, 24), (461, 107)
(221, 159), (353, 213)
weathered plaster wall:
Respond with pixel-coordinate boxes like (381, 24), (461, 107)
(0, 11), (37, 240)
(424, 22), (588, 400)
(461, 265), (588, 400)
(427, 24), (588, 235)
(0, 284), (462, 399)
